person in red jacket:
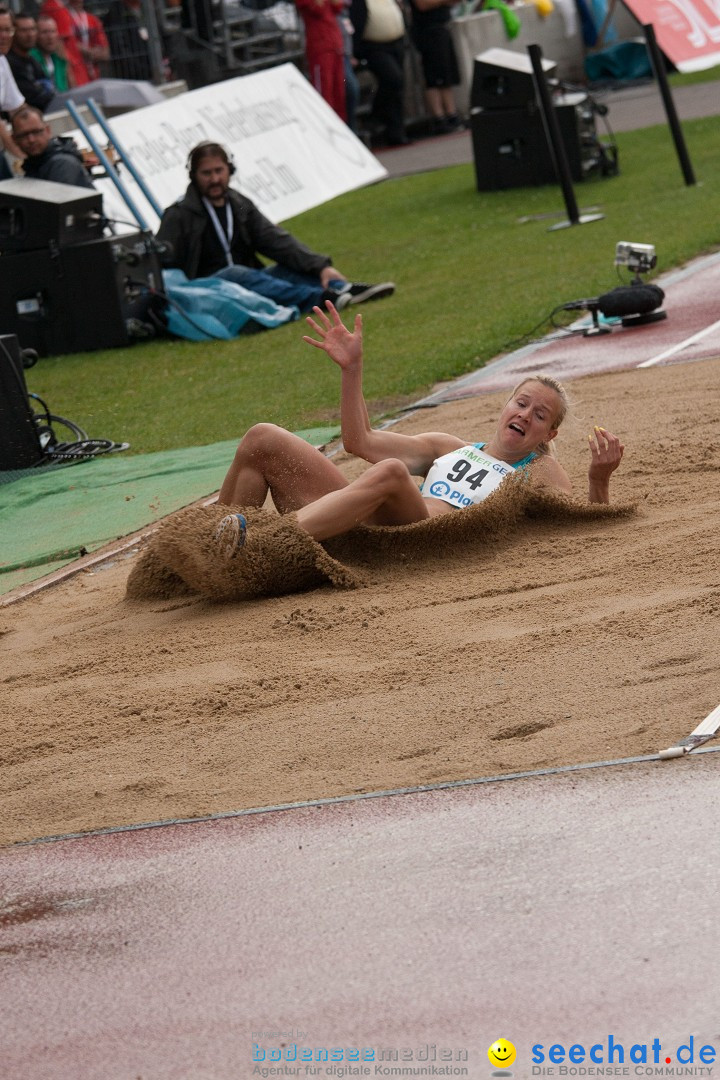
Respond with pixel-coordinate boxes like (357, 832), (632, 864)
(296, 0), (347, 122)
(40, 0), (108, 86)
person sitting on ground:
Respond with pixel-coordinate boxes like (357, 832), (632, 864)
(12, 104), (95, 187)
(213, 302), (624, 554)
(156, 141), (395, 315)
(7, 12), (55, 112)
(30, 14), (75, 93)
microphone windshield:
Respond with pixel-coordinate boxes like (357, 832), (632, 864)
(597, 284), (665, 318)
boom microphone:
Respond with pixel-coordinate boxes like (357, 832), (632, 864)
(562, 283), (666, 332)
(595, 284), (665, 317)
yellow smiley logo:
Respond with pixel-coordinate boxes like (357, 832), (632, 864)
(488, 1039), (517, 1069)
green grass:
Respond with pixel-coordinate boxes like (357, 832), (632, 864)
(670, 63), (720, 87)
(27, 114), (720, 454)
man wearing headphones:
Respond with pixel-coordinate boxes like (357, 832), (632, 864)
(156, 141), (395, 313)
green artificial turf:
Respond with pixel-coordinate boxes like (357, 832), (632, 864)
(26, 114), (720, 455)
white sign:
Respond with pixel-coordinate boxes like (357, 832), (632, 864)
(74, 64), (386, 234)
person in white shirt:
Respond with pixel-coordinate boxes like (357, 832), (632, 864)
(0, 5), (26, 178)
(349, 0), (410, 146)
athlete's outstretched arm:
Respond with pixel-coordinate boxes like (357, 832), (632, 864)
(303, 303), (462, 473)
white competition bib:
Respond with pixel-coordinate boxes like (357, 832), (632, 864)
(422, 445), (518, 509)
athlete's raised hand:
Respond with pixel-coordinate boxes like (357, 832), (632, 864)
(303, 301), (363, 372)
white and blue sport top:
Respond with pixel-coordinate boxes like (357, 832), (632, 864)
(421, 442), (538, 510)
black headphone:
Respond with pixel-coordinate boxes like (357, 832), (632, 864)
(187, 142), (237, 179)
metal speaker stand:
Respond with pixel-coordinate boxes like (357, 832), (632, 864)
(643, 22), (696, 187)
(582, 306), (612, 337)
(527, 43), (604, 231)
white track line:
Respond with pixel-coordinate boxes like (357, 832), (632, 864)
(658, 702), (720, 759)
(638, 316), (720, 368)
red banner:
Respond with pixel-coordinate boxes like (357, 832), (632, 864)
(622, 0), (720, 70)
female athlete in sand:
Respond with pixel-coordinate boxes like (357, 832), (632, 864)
(214, 302), (624, 554)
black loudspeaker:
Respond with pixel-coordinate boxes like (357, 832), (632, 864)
(0, 233), (163, 356)
(0, 334), (43, 470)
(471, 95), (594, 190)
(0, 178), (104, 252)
(471, 47), (557, 111)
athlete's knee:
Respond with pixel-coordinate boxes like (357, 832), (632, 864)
(237, 423), (289, 460)
(366, 457), (413, 491)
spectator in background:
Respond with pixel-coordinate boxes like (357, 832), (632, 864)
(350, 0), (409, 146)
(407, 0), (461, 135)
(12, 103), (95, 186)
(31, 15), (75, 92)
(337, 0), (359, 132)
(103, 0), (153, 81)
(0, 5), (25, 179)
(295, 0), (346, 123)
(40, 0), (109, 86)
(157, 141), (395, 314)
(8, 12), (56, 112)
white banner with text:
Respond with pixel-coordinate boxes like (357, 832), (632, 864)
(74, 64), (386, 234)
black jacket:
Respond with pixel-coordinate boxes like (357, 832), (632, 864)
(7, 50), (55, 112)
(155, 183), (332, 281)
(21, 137), (95, 189)
(103, 0), (153, 82)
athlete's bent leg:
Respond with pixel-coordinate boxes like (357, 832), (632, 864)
(217, 423), (349, 512)
(295, 457), (431, 541)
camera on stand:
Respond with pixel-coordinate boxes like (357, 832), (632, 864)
(561, 242), (665, 335)
(615, 242), (657, 278)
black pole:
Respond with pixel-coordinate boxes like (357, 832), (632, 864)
(527, 43), (580, 225)
(643, 22), (696, 186)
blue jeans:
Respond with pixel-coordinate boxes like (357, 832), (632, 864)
(214, 264), (342, 313)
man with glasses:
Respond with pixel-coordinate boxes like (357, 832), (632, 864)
(11, 104), (95, 187)
(0, 5), (25, 179)
(8, 12), (56, 112)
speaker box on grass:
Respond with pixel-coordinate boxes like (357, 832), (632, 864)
(0, 233), (163, 357)
(0, 178), (104, 253)
(471, 47), (557, 111)
(0, 333), (43, 470)
(471, 98), (591, 190)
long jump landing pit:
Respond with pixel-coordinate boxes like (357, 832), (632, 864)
(1, 350), (720, 846)
(2, 752), (720, 1079)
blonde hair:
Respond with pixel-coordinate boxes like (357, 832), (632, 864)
(509, 374), (569, 457)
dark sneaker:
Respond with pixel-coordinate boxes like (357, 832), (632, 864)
(320, 287), (353, 311)
(337, 282), (396, 306)
(214, 512), (247, 559)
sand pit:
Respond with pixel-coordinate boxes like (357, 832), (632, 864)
(2, 359), (720, 846)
